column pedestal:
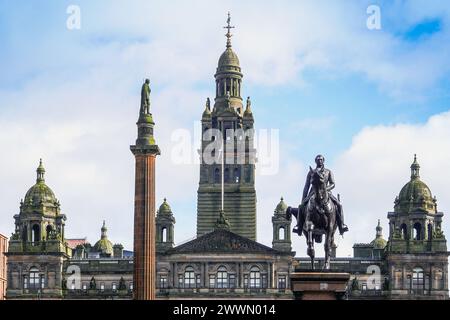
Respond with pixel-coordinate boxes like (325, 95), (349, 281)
(290, 272), (350, 300)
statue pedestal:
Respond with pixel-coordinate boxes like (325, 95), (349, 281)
(290, 272), (350, 300)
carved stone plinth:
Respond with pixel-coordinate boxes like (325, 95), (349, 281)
(290, 272), (350, 300)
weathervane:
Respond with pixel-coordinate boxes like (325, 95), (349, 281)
(223, 12), (235, 48)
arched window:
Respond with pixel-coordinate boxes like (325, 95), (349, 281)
(29, 267), (40, 289)
(249, 266), (261, 289)
(279, 227), (285, 240)
(46, 225), (53, 239)
(214, 168), (220, 184)
(400, 224), (407, 240)
(184, 267), (195, 288)
(413, 223), (421, 240)
(412, 267), (424, 294)
(217, 266), (228, 289)
(162, 227), (167, 242)
(32, 224), (40, 243)
(234, 168), (240, 183)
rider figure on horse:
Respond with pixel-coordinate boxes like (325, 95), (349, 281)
(294, 154), (349, 236)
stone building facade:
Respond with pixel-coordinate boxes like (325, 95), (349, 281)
(2, 15), (448, 302)
(156, 198), (293, 299)
(0, 233), (7, 300)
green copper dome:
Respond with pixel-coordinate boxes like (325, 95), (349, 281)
(395, 155), (436, 214)
(94, 221), (114, 257)
(23, 159), (58, 208)
(370, 220), (387, 249)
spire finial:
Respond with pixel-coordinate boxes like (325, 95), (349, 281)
(411, 154), (420, 179)
(36, 158), (45, 183)
(223, 12), (235, 48)
(101, 220), (107, 239)
(376, 219), (382, 237)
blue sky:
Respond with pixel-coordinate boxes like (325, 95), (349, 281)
(1, 1), (450, 257)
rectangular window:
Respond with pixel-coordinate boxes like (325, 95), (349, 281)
(244, 275), (249, 289)
(82, 283), (87, 291)
(196, 275), (201, 288)
(100, 283), (105, 292)
(261, 274), (267, 289)
(178, 275), (183, 288)
(229, 274), (236, 289)
(129, 283), (133, 291)
(160, 275), (168, 289)
(278, 276), (286, 289)
(209, 275), (215, 289)
(112, 283), (117, 291)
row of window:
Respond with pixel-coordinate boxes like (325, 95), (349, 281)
(159, 266), (287, 290)
(68, 282), (133, 292)
(212, 167), (252, 184)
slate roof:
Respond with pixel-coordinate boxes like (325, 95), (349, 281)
(168, 228), (284, 254)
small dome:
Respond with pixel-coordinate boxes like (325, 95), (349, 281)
(370, 220), (387, 249)
(275, 197), (287, 214)
(370, 237), (387, 250)
(158, 198), (172, 215)
(218, 47), (240, 68)
(23, 160), (58, 208)
(94, 238), (114, 256)
(94, 221), (113, 257)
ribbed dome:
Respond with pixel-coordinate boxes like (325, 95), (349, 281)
(23, 159), (58, 208)
(218, 47), (240, 68)
(398, 179), (433, 203)
(24, 183), (57, 205)
(395, 155), (436, 214)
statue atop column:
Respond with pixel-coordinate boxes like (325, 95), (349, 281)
(140, 78), (151, 114)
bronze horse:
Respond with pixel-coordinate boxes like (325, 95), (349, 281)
(286, 167), (338, 270)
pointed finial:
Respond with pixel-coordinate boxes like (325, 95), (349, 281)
(376, 219), (383, 237)
(223, 12), (235, 48)
(101, 220), (108, 239)
(411, 154), (420, 179)
(36, 158), (45, 183)
(280, 196), (284, 201)
(206, 97), (211, 110)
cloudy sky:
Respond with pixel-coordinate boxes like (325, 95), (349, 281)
(1, 0), (450, 258)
